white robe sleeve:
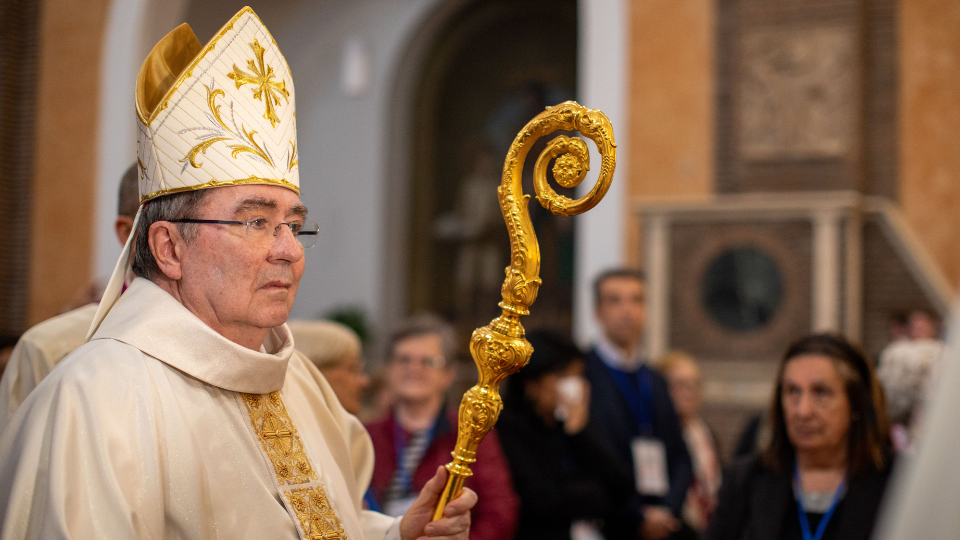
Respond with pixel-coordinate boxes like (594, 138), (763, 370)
(0, 304), (96, 430)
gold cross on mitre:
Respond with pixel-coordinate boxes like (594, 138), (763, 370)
(227, 38), (290, 128)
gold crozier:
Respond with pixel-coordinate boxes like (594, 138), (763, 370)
(431, 101), (616, 519)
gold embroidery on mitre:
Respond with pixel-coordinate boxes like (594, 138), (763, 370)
(227, 38), (290, 129)
(241, 392), (318, 485)
(179, 82), (277, 171)
(287, 486), (348, 540)
(137, 9), (247, 125)
(139, 176), (299, 203)
(287, 141), (299, 171)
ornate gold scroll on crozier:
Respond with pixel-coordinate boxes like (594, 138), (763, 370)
(432, 101), (616, 519)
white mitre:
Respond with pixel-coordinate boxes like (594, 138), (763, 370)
(87, 6), (299, 339)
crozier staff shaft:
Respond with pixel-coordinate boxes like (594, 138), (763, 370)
(432, 101), (616, 520)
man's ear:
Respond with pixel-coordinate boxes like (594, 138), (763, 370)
(149, 221), (184, 280)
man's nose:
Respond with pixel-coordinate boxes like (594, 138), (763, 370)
(270, 223), (303, 262)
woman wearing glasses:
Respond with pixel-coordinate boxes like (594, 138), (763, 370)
(364, 314), (519, 540)
(704, 334), (894, 540)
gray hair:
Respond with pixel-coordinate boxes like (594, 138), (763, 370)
(288, 319), (361, 369)
(386, 313), (457, 367)
(132, 190), (211, 280)
(117, 164), (140, 218)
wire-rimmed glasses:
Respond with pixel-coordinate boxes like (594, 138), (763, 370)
(169, 218), (320, 248)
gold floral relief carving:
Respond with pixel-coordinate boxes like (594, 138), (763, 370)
(286, 486), (348, 540)
(227, 38), (290, 129)
(241, 391), (318, 485)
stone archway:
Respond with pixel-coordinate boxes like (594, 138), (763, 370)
(403, 0), (579, 342)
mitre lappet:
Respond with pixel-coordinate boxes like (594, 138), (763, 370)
(88, 6), (299, 339)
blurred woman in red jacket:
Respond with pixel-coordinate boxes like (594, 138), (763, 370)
(365, 314), (519, 540)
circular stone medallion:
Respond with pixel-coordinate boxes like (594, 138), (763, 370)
(701, 246), (784, 332)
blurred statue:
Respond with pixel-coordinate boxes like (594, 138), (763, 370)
(433, 141), (505, 301)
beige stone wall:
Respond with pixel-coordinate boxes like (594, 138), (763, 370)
(899, 0), (960, 292)
(27, 0), (110, 324)
(627, 0), (716, 266)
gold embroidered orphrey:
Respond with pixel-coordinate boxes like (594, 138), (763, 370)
(228, 38), (290, 128)
(242, 392), (318, 484)
(242, 392), (347, 539)
(432, 102), (616, 520)
(289, 487), (348, 540)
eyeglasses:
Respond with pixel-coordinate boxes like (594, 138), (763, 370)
(170, 218), (320, 248)
(390, 354), (447, 370)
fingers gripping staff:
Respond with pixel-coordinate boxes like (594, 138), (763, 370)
(432, 102), (617, 520)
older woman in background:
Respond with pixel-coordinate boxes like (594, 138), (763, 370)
(365, 314), (519, 539)
(705, 334), (893, 540)
(288, 319), (370, 416)
(658, 351), (721, 532)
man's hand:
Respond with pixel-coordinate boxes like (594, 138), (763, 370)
(400, 466), (477, 540)
(639, 506), (680, 540)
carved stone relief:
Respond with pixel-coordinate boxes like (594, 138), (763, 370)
(738, 26), (855, 160)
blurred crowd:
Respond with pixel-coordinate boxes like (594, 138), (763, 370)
(0, 167), (945, 540)
(283, 268), (944, 540)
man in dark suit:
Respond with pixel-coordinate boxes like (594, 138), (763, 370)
(584, 268), (694, 540)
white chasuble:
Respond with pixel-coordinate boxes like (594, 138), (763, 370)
(0, 278), (397, 540)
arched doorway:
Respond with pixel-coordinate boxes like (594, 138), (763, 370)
(406, 0), (579, 341)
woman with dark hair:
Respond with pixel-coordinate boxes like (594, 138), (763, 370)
(705, 334), (893, 540)
(497, 330), (633, 540)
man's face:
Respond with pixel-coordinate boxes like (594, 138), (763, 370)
(594, 276), (646, 349)
(177, 185), (307, 338)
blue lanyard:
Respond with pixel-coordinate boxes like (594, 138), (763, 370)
(793, 463), (846, 540)
(603, 363), (655, 435)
